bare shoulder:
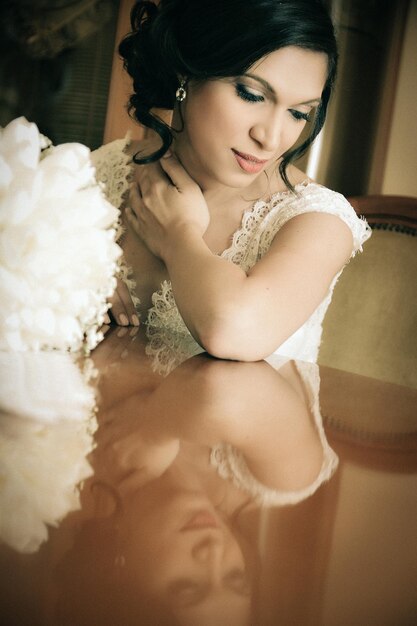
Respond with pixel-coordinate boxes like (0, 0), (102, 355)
(266, 162), (312, 195)
(267, 163), (355, 259)
(270, 209), (354, 270)
(286, 163), (312, 186)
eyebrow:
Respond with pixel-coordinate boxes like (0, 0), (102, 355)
(243, 73), (322, 106)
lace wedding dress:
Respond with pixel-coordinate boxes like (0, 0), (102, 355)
(92, 137), (371, 506)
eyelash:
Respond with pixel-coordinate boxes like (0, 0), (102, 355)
(235, 83), (312, 123)
(290, 110), (311, 123)
(235, 83), (264, 103)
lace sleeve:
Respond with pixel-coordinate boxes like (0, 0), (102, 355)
(260, 183), (372, 259)
(91, 135), (141, 309)
(210, 361), (338, 506)
(91, 135), (132, 210)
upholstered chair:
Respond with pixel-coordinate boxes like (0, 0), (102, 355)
(318, 195), (417, 389)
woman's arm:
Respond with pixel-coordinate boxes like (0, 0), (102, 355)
(97, 352), (324, 493)
(143, 356), (325, 492)
(128, 154), (353, 360)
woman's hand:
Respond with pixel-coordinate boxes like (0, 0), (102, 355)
(96, 413), (180, 495)
(125, 152), (210, 260)
(106, 276), (139, 326)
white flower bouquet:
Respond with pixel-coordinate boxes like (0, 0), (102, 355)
(0, 117), (121, 352)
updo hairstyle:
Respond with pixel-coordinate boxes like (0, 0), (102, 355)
(119, 0), (338, 190)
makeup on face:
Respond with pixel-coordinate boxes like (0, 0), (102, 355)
(231, 148), (269, 174)
(173, 47), (328, 192)
(181, 510), (223, 532)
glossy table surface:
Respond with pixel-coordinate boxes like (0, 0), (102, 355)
(0, 326), (416, 626)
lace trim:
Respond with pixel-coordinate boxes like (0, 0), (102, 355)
(92, 139), (371, 370)
(220, 181), (311, 268)
(210, 361), (339, 506)
(145, 327), (204, 377)
(145, 183), (371, 358)
(221, 182), (371, 270)
(144, 186), (315, 336)
(91, 134), (132, 225)
(147, 280), (188, 332)
(265, 185), (372, 255)
(91, 135), (141, 309)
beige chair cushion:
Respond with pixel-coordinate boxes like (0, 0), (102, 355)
(318, 229), (417, 389)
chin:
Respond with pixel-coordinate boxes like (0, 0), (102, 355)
(179, 149), (261, 190)
(205, 167), (262, 190)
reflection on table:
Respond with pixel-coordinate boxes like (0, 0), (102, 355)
(0, 326), (416, 625)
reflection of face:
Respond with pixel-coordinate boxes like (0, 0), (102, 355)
(125, 489), (252, 625)
(174, 45), (328, 191)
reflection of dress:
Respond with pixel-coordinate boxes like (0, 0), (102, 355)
(92, 137), (371, 364)
(92, 138), (371, 505)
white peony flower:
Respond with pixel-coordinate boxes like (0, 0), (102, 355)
(0, 117), (122, 352)
(0, 351), (97, 554)
(0, 351), (96, 422)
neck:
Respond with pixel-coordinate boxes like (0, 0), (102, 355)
(172, 136), (275, 212)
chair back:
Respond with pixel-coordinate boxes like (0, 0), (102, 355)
(318, 195), (417, 389)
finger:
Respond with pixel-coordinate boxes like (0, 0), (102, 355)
(135, 160), (167, 187)
(115, 278), (140, 326)
(159, 152), (195, 190)
(128, 184), (145, 219)
(125, 206), (141, 237)
(109, 290), (129, 326)
(108, 279), (139, 326)
(137, 173), (153, 197)
(92, 319), (140, 370)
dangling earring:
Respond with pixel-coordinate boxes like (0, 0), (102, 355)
(175, 79), (187, 102)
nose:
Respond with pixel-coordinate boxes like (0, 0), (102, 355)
(192, 535), (223, 564)
(191, 535), (224, 585)
(191, 530), (247, 590)
(249, 109), (283, 153)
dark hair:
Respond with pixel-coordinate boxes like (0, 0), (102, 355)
(119, 0), (338, 191)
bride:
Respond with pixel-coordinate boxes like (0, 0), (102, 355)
(94, 0), (370, 362)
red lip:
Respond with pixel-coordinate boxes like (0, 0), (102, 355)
(232, 149), (269, 173)
(181, 511), (221, 531)
(232, 149), (268, 164)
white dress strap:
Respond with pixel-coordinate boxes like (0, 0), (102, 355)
(259, 183), (372, 259)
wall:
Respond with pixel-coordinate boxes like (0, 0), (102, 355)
(104, 0), (144, 143)
(381, 0), (417, 197)
(307, 0), (409, 197)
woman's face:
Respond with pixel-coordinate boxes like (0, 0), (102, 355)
(124, 489), (252, 625)
(174, 45), (328, 191)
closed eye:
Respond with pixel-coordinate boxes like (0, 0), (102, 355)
(224, 568), (251, 595)
(235, 83), (265, 103)
(167, 579), (207, 607)
(289, 109), (311, 122)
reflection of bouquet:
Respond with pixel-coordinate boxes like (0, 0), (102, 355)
(0, 352), (96, 553)
(0, 117), (121, 352)
(0, 412), (95, 553)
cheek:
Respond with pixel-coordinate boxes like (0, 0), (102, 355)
(189, 109), (224, 140)
(185, 91), (245, 142)
(284, 121), (308, 150)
